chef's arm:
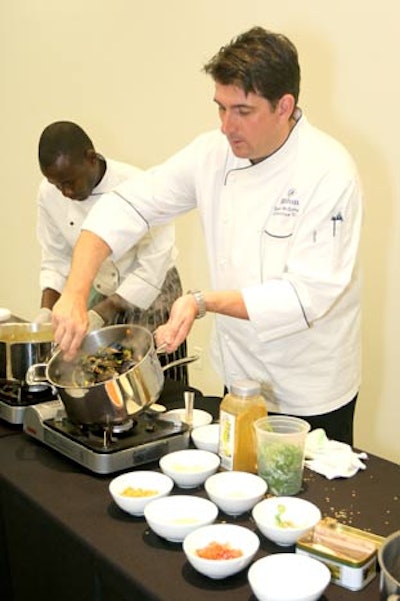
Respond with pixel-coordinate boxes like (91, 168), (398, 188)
(155, 290), (248, 352)
(89, 225), (177, 327)
(33, 288), (61, 324)
(40, 288), (60, 310)
(115, 225), (176, 310)
(201, 290), (248, 319)
(90, 293), (132, 325)
(52, 230), (112, 359)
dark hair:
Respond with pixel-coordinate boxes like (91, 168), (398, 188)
(38, 121), (94, 169)
(203, 26), (300, 107)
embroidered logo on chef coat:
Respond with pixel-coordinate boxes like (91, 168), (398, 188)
(264, 188), (300, 238)
(272, 189), (299, 218)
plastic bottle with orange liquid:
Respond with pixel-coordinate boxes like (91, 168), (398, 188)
(218, 379), (267, 473)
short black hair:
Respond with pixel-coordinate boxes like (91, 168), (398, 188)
(203, 26), (300, 107)
(38, 121), (94, 169)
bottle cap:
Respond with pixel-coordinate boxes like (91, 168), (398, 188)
(230, 379), (261, 397)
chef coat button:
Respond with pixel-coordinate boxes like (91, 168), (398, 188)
(69, 221), (74, 226)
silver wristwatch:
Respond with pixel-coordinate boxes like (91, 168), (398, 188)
(189, 290), (206, 319)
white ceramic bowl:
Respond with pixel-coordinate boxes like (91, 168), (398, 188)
(248, 553), (331, 601)
(191, 423), (220, 453)
(183, 523), (260, 579)
(160, 408), (213, 429)
(109, 470), (174, 516)
(205, 471), (267, 515)
(252, 497), (321, 546)
(159, 449), (220, 488)
(144, 495), (218, 542)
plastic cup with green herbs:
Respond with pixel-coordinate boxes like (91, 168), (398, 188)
(254, 416), (310, 495)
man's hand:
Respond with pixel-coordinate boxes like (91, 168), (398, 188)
(33, 307), (52, 324)
(52, 292), (89, 360)
(155, 289), (248, 353)
(87, 310), (105, 332)
(154, 294), (198, 352)
(90, 293), (131, 326)
(50, 230), (112, 359)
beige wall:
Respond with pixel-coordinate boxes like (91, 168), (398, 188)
(0, 1), (398, 463)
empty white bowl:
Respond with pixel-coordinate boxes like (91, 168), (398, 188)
(191, 423), (220, 453)
(205, 471), (267, 515)
(109, 470), (174, 516)
(183, 523), (260, 579)
(248, 553), (331, 601)
(160, 408), (213, 428)
(159, 449), (220, 488)
(144, 495), (218, 542)
(252, 497), (321, 546)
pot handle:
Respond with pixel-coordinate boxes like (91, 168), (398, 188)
(161, 354), (199, 372)
(25, 363), (48, 386)
(156, 342), (168, 354)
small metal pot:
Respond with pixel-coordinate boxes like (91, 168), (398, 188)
(0, 322), (54, 388)
(378, 530), (400, 601)
(26, 324), (197, 426)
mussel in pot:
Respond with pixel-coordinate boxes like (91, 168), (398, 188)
(73, 342), (137, 386)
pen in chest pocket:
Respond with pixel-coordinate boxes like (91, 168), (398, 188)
(312, 212), (343, 243)
(331, 212), (343, 237)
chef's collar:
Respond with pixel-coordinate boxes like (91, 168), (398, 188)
(250, 107), (302, 165)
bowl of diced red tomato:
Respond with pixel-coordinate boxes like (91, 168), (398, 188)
(183, 523), (260, 579)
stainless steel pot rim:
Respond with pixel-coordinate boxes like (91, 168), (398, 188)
(0, 322), (54, 341)
(45, 324), (198, 390)
(48, 354), (199, 390)
(378, 529), (400, 583)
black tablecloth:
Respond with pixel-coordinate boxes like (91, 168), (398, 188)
(0, 421), (21, 438)
(0, 381), (399, 601)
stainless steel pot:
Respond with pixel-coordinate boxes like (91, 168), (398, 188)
(378, 530), (400, 601)
(26, 324), (197, 426)
(0, 322), (54, 388)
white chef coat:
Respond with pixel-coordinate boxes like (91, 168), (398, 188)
(83, 114), (363, 416)
(37, 158), (177, 310)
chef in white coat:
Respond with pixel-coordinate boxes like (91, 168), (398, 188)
(35, 121), (187, 382)
(52, 28), (363, 444)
